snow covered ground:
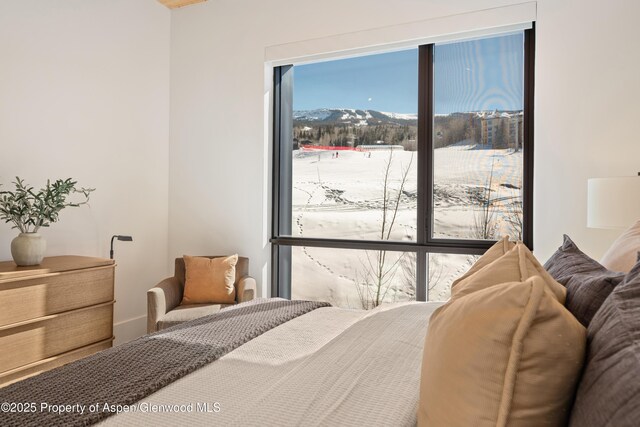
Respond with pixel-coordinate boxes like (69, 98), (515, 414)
(290, 144), (523, 308)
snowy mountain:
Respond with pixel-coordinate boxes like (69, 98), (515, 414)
(293, 109), (417, 126)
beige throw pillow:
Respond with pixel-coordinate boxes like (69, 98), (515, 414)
(451, 236), (515, 289)
(182, 255), (238, 304)
(452, 243), (566, 304)
(600, 219), (640, 273)
(418, 277), (586, 427)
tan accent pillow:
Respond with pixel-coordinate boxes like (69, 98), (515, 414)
(451, 236), (515, 289)
(452, 243), (566, 304)
(600, 219), (640, 273)
(182, 255), (238, 304)
(418, 277), (586, 427)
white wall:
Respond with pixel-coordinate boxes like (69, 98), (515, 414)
(169, 0), (640, 294)
(0, 0), (171, 344)
(534, 0), (640, 258)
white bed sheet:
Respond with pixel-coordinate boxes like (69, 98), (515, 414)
(100, 301), (444, 427)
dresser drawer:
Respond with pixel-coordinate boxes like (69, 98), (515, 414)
(0, 302), (113, 373)
(0, 266), (114, 327)
(0, 338), (113, 388)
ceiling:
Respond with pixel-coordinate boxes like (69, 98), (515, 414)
(157, 0), (207, 9)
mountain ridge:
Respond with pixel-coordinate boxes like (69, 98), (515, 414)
(293, 108), (417, 126)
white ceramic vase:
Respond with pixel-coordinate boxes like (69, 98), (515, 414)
(11, 232), (46, 266)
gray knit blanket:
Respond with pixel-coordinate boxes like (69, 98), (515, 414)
(0, 298), (330, 427)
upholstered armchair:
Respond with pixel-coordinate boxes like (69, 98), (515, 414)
(147, 256), (256, 333)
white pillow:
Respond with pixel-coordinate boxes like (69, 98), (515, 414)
(600, 219), (640, 273)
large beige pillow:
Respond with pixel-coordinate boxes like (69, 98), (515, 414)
(418, 276), (586, 427)
(451, 236), (515, 289)
(182, 255), (238, 304)
(600, 219), (640, 273)
(452, 243), (566, 303)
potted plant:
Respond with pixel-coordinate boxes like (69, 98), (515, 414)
(0, 177), (95, 266)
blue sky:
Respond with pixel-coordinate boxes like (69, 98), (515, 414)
(293, 33), (524, 114)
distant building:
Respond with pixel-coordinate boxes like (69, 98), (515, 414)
(356, 145), (405, 152)
(480, 115), (495, 146)
(478, 111), (523, 148)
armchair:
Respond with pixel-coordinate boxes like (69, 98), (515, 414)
(147, 256), (256, 333)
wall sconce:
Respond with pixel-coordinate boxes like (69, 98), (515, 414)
(110, 235), (133, 259)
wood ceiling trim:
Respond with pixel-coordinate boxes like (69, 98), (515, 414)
(157, 0), (207, 9)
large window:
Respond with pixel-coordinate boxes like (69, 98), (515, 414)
(272, 28), (534, 308)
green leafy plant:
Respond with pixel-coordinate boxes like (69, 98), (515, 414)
(0, 177), (95, 233)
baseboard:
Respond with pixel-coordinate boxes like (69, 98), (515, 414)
(113, 315), (147, 346)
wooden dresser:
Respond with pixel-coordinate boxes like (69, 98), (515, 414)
(0, 256), (115, 387)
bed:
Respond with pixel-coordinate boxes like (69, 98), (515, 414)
(0, 299), (443, 427)
(103, 300), (441, 426)
(3, 234), (639, 427)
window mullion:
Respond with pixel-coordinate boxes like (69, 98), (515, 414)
(417, 44), (433, 246)
(523, 26), (535, 249)
(417, 44), (434, 300)
(272, 65), (294, 298)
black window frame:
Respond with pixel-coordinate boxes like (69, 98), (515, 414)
(271, 26), (535, 301)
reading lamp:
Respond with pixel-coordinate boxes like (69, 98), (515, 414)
(110, 235), (133, 259)
(587, 173), (640, 229)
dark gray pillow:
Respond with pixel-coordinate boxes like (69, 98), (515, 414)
(569, 259), (640, 426)
(544, 235), (624, 326)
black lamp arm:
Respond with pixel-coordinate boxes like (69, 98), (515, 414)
(110, 235), (133, 259)
(110, 236), (117, 259)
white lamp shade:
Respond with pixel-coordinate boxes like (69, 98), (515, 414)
(588, 176), (640, 229)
